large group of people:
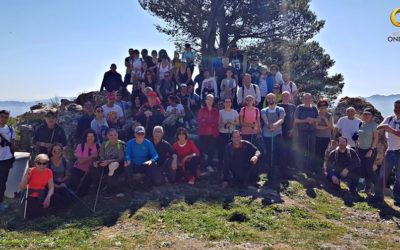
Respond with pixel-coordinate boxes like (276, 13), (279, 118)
(0, 44), (400, 219)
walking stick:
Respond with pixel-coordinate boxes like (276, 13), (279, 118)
(93, 165), (105, 212)
(23, 185), (29, 220)
(64, 186), (95, 213)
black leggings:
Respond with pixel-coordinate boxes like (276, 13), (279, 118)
(315, 137), (330, 170)
(217, 133), (231, 164)
(200, 135), (218, 167)
(358, 148), (377, 191)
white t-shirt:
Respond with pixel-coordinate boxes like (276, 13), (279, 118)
(158, 62), (172, 80)
(382, 116), (400, 150)
(166, 104), (185, 115)
(281, 81), (298, 94)
(219, 109), (239, 133)
(102, 104), (124, 119)
(0, 125), (16, 160)
(336, 116), (362, 147)
(258, 76), (268, 97)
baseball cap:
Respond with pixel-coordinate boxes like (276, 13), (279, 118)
(147, 91), (157, 98)
(135, 126), (145, 134)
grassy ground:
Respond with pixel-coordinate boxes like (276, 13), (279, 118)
(1, 170), (400, 250)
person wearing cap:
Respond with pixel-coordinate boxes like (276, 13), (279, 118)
(182, 43), (196, 74)
(375, 100), (400, 204)
(95, 128), (126, 195)
(33, 110), (67, 154)
(136, 91), (165, 135)
(102, 92), (124, 123)
(315, 99), (334, 174)
(151, 126), (178, 183)
(0, 110), (15, 212)
(125, 126), (161, 188)
(357, 108), (378, 197)
(100, 63), (124, 93)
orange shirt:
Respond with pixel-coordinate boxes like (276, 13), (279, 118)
(28, 167), (53, 197)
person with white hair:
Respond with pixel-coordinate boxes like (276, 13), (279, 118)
(335, 106), (362, 148)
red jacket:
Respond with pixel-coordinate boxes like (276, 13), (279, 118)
(173, 140), (200, 167)
(198, 107), (219, 137)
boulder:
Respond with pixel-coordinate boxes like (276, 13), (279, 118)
(333, 96), (384, 123)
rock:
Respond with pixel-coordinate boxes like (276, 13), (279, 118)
(75, 91), (107, 107)
(65, 103), (82, 112)
(333, 96), (384, 123)
(30, 103), (46, 111)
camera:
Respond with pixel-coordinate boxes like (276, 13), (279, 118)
(352, 132), (359, 142)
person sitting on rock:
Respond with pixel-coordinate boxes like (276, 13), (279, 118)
(75, 101), (94, 141)
(136, 91), (165, 137)
(33, 110), (67, 154)
(94, 128), (126, 197)
(151, 126), (178, 183)
(326, 136), (360, 193)
(124, 126), (161, 189)
(222, 130), (261, 188)
(102, 92), (125, 127)
(90, 105), (109, 143)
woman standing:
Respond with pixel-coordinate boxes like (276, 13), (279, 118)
(315, 99), (334, 173)
(239, 95), (261, 142)
(175, 60), (192, 85)
(219, 69), (237, 103)
(198, 94), (220, 169)
(48, 143), (70, 207)
(69, 129), (99, 197)
(358, 108), (378, 196)
(172, 127), (200, 185)
(218, 98), (239, 166)
(90, 105), (109, 143)
(19, 154), (54, 219)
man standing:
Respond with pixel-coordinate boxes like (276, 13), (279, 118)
(375, 100), (400, 204)
(222, 130), (260, 188)
(33, 111), (67, 154)
(229, 45), (244, 86)
(261, 93), (286, 184)
(125, 126), (161, 188)
(0, 110), (15, 212)
(326, 136), (360, 193)
(237, 74), (261, 107)
(75, 101), (94, 141)
(280, 74), (298, 103)
(182, 43), (196, 74)
(335, 107), (362, 149)
(100, 64), (124, 93)
(294, 93), (319, 171)
(152, 126), (178, 183)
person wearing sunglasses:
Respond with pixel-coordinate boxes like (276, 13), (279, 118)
(91, 105), (109, 143)
(19, 154), (54, 219)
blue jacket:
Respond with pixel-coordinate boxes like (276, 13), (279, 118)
(126, 138), (159, 165)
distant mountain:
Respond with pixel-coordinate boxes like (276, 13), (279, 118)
(0, 97), (71, 117)
(365, 94), (400, 118)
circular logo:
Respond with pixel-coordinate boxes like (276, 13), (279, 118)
(390, 8), (400, 27)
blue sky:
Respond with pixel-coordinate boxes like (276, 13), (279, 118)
(0, 0), (399, 101)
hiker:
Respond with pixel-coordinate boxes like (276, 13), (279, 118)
(228, 45), (244, 85)
(281, 74), (298, 103)
(335, 107), (362, 149)
(172, 127), (201, 185)
(278, 92), (296, 176)
(236, 74), (261, 107)
(90, 105), (109, 143)
(218, 98), (239, 167)
(136, 91), (165, 136)
(174, 60), (192, 86)
(216, 57), (234, 90)
(156, 71), (176, 105)
(0, 110), (15, 212)
(357, 108), (378, 197)
(219, 69), (237, 102)
(141, 69), (157, 90)
(128, 49), (142, 89)
(181, 43), (196, 74)
(198, 94), (220, 170)
(102, 92), (124, 126)
(246, 56), (261, 83)
(256, 66), (270, 109)
(294, 93), (319, 171)
(375, 100), (400, 204)
(269, 64), (284, 86)
(261, 93), (286, 183)
(69, 129), (99, 197)
(326, 136), (360, 193)
(19, 154), (54, 220)
(200, 69), (218, 101)
(125, 126), (161, 189)
(124, 48), (135, 89)
(157, 55), (173, 83)
(222, 130), (261, 188)
(48, 143), (73, 208)
(187, 84), (201, 119)
(212, 48), (224, 78)
(163, 95), (185, 139)
(239, 95), (261, 142)
(33, 110), (67, 154)
(95, 128), (126, 196)
(100, 63), (124, 93)
(315, 99), (334, 173)
(115, 91), (131, 120)
(151, 126), (178, 183)
(75, 101), (94, 141)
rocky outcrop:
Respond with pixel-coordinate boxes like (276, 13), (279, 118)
(333, 96), (384, 123)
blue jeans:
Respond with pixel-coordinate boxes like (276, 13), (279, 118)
(376, 150), (400, 200)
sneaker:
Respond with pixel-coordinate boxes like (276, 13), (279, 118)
(115, 193), (125, 198)
(108, 162), (119, 177)
(206, 166), (215, 173)
(188, 177), (195, 185)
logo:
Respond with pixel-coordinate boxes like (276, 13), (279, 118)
(390, 8), (400, 27)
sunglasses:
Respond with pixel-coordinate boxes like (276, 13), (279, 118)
(36, 161), (48, 165)
(96, 109), (103, 113)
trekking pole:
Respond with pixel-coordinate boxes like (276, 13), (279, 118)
(271, 134), (275, 176)
(64, 186), (95, 213)
(23, 185), (29, 220)
(250, 123), (255, 144)
(93, 166), (105, 212)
